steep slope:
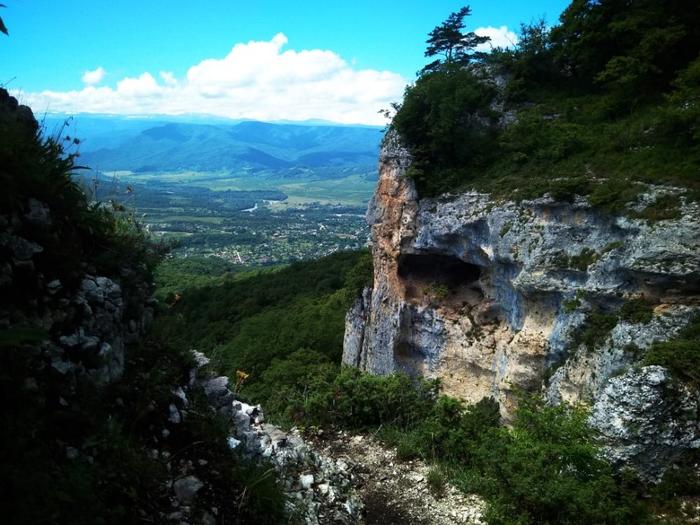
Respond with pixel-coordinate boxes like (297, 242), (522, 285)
(343, 139), (699, 480)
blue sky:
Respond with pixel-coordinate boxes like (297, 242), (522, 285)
(1, 0), (570, 124)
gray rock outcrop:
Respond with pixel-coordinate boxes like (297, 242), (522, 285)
(189, 351), (363, 524)
(590, 366), (699, 481)
(343, 141), (699, 479)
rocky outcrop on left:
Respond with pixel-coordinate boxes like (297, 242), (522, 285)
(188, 351), (363, 524)
(0, 87), (155, 387)
(0, 203), (155, 386)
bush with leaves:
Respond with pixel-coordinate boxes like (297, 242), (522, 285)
(0, 89), (167, 313)
(643, 316), (700, 388)
(391, 67), (500, 196)
(461, 397), (648, 524)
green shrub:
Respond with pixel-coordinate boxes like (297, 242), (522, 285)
(386, 4), (700, 208)
(554, 248), (599, 271)
(461, 398), (649, 525)
(303, 367), (439, 429)
(563, 297), (581, 313)
(643, 316), (700, 387)
(430, 282), (450, 300)
(620, 298), (654, 324)
(634, 194), (682, 222)
(572, 311), (618, 350)
(569, 248), (600, 271)
(391, 67), (499, 197)
(427, 467), (447, 498)
(650, 450), (700, 521)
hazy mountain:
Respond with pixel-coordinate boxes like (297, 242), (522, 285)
(42, 115), (383, 173)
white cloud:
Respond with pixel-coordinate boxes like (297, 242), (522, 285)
(474, 26), (519, 52)
(81, 66), (106, 85)
(159, 71), (177, 86)
(18, 34), (407, 125)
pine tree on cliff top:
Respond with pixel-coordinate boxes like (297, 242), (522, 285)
(423, 6), (489, 73)
(0, 4), (8, 35)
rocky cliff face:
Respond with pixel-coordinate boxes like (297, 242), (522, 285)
(343, 140), (699, 480)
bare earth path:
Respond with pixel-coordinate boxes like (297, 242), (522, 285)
(305, 430), (484, 525)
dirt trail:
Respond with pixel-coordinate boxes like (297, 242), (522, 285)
(305, 430), (484, 525)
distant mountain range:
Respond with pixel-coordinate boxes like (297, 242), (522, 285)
(42, 115), (383, 173)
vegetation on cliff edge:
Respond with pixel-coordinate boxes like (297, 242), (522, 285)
(390, 2), (700, 211)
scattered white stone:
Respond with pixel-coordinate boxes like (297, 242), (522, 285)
(46, 279), (62, 293)
(299, 474), (314, 490)
(171, 386), (188, 406)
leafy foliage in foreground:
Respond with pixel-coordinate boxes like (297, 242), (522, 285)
(0, 90), (166, 307)
(390, 2), (700, 207)
(0, 331), (285, 524)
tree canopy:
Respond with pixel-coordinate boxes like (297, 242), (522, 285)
(423, 6), (489, 73)
(0, 4), (8, 36)
(389, 2), (700, 202)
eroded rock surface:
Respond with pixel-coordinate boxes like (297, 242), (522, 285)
(590, 366), (699, 481)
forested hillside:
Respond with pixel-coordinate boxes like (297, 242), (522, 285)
(153, 250), (372, 414)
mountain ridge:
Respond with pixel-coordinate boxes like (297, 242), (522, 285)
(42, 115), (383, 173)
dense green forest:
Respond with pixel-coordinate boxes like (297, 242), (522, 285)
(391, 0), (700, 212)
(153, 250), (373, 409)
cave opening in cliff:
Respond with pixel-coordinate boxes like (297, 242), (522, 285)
(398, 253), (481, 288)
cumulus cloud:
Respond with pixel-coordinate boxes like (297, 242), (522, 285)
(474, 26), (519, 52)
(81, 66), (106, 85)
(18, 34), (407, 125)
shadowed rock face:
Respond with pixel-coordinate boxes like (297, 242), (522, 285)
(343, 139), (699, 480)
(398, 253), (482, 288)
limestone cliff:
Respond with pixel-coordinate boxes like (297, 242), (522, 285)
(343, 140), (699, 480)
